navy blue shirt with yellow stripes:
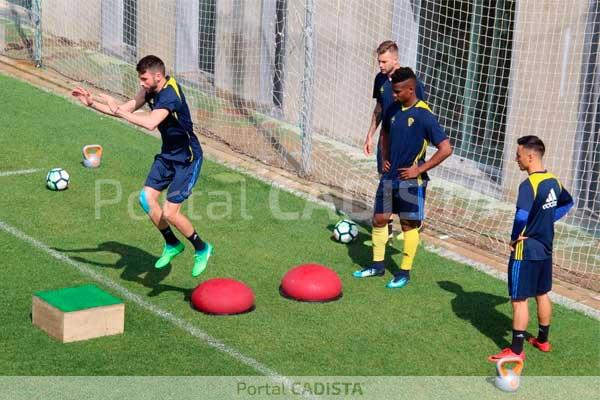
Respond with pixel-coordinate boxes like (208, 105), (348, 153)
(512, 172), (573, 261)
(145, 76), (202, 162)
(381, 100), (448, 183)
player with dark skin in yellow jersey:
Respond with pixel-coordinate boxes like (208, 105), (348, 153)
(354, 67), (452, 289)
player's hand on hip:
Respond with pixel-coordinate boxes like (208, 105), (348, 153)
(509, 236), (528, 251)
(399, 165), (420, 179)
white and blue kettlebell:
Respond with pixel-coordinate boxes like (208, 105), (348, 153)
(495, 356), (523, 392)
(82, 144), (103, 168)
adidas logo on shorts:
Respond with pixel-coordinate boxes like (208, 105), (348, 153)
(543, 188), (558, 209)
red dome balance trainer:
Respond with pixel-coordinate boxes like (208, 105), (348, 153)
(281, 264), (342, 302)
(191, 278), (255, 315)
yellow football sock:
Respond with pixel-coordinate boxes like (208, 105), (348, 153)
(372, 225), (389, 262)
(400, 228), (420, 270)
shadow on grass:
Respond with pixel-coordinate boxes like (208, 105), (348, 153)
(327, 219), (402, 278)
(438, 280), (511, 348)
(53, 241), (192, 300)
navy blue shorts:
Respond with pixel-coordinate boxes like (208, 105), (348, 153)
(373, 179), (426, 220)
(508, 258), (552, 300)
(144, 154), (203, 204)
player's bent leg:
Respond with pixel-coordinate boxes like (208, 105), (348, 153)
(140, 186), (168, 229)
(150, 199), (190, 269)
(162, 201), (193, 237)
(163, 201), (212, 277)
(140, 187), (184, 269)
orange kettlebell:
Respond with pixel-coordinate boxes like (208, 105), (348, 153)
(82, 144), (103, 168)
(495, 357), (524, 392)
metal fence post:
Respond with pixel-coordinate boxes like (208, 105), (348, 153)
(299, 0), (315, 176)
(33, 0), (42, 67)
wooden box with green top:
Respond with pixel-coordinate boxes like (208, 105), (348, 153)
(32, 284), (124, 343)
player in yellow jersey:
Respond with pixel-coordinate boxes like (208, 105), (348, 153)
(354, 67), (452, 288)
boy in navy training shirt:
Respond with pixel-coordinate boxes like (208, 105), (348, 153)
(72, 55), (212, 277)
(488, 135), (573, 362)
(354, 67), (452, 289)
(363, 40), (427, 239)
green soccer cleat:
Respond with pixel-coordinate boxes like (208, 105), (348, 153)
(155, 242), (185, 269)
(192, 242), (213, 277)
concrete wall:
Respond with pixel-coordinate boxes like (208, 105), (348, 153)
(41, 0), (101, 44)
(214, 0), (268, 106)
(32, 0), (594, 195)
(502, 0), (590, 198)
(309, 0), (394, 144)
(137, 0), (177, 73)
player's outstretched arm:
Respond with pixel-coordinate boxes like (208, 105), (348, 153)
(114, 107), (169, 131)
(92, 90), (162, 131)
(114, 88), (147, 113)
(72, 86), (120, 116)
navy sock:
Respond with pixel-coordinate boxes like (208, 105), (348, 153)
(537, 325), (550, 343)
(160, 226), (179, 246)
(510, 329), (526, 354)
(372, 261), (385, 272)
(394, 269), (410, 279)
(187, 231), (206, 252)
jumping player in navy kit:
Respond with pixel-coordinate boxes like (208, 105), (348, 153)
(72, 55), (212, 277)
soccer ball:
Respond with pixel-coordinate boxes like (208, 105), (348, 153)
(46, 168), (70, 191)
(333, 219), (359, 243)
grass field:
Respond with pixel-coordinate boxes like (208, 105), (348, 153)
(1, 72), (599, 379)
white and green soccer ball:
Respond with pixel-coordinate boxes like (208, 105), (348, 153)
(333, 219), (358, 243)
(46, 168), (70, 191)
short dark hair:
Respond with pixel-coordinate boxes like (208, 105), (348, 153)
(136, 55), (165, 75)
(517, 135), (545, 156)
(391, 67), (416, 84)
(377, 40), (398, 55)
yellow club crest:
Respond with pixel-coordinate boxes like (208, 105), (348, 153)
(408, 117), (415, 127)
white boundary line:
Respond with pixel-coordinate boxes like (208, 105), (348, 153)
(0, 168), (43, 177)
(0, 219), (317, 399)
